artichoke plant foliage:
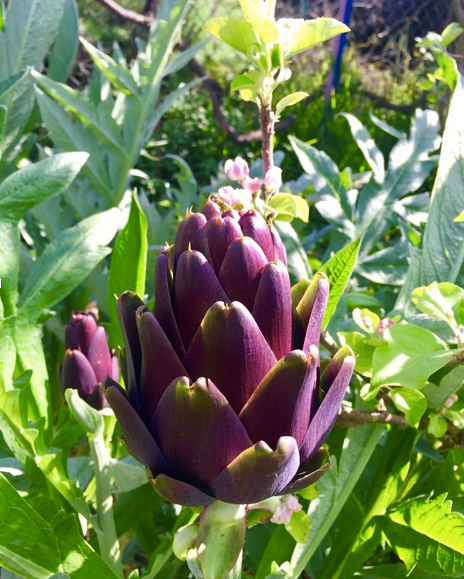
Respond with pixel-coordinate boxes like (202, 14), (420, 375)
(103, 192), (355, 507)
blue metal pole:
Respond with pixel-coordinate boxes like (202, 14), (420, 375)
(324, 0), (354, 100)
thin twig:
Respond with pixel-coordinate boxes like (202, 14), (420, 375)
(337, 406), (409, 429)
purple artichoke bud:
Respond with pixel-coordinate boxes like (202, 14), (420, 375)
(104, 200), (354, 506)
(60, 312), (118, 410)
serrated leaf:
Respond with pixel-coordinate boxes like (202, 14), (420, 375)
(18, 208), (120, 317)
(33, 72), (124, 149)
(0, 151), (88, 217)
(318, 238), (360, 329)
(0, 152), (88, 317)
(371, 324), (454, 390)
(368, 110), (406, 140)
(108, 195), (147, 349)
(0, 472), (119, 578)
(382, 494), (464, 575)
(419, 75), (464, 285)
(278, 17), (349, 58)
(47, 0), (79, 82)
(80, 37), (139, 95)
(390, 388), (427, 428)
(0, 0), (65, 77)
(204, 17), (259, 57)
(338, 113), (385, 182)
(275, 92), (308, 117)
(162, 38), (209, 78)
(290, 425), (385, 579)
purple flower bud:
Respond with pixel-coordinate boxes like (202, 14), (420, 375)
(224, 157), (249, 182)
(60, 312), (118, 410)
(104, 195), (354, 507)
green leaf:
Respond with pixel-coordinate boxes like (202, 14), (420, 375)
(278, 17), (349, 58)
(422, 364), (464, 409)
(109, 456), (148, 494)
(357, 108), (440, 255)
(204, 17), (259, 57)
(162, 38), (210, 78)
(231, 74), (256, 92)
(80, 37), (139, 95)
(289, 424), (385, 579)
(0, 152), (88, 317)
(0, 0), (65, 77)
(108, 195), (147, 348)
(47, 0), (79, 82)
(275, 92), (308, 117)
(33, 72), (124, 150)
(338, 331), (376, 375)
(275, 221), (312, 282)
(441, 22), (463, 47)
(368, 110), (406, 140)
(318, 238), (361, 329)
(238, 0), (279, 44)
(35, 91), (115, 202)
(390, 388), (427, 428)
(0, 69), (35, 170)
(255, 525), (295, 579)
(0, 472), (120, 578)
(338, 113), (385, 182)
(65, 389), (103, 436)
(285, 510), (310, 544)
(289, 135), (352, 219)
(412, 281), (464, 328)
(371, 324), (454, 390)
(427, 413), (448, 438)
(419, 75), (464, 285)
(18, 208), (119, 317)
(0, 151), (88, 218)
(382, 494), (464, 575)
(197, 502), (246, 579)
(267, 193), (309, 222)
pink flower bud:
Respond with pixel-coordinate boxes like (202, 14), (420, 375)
(263, 166), (282, 192)
(444, 394), (458, 408)
(218, 186), (252, 209)
(224, 157), (249, 182)
(377, 319), (394, 336)
(242, 176), (261, 194)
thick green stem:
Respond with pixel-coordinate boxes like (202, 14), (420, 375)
(89, 433), (124, 578)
